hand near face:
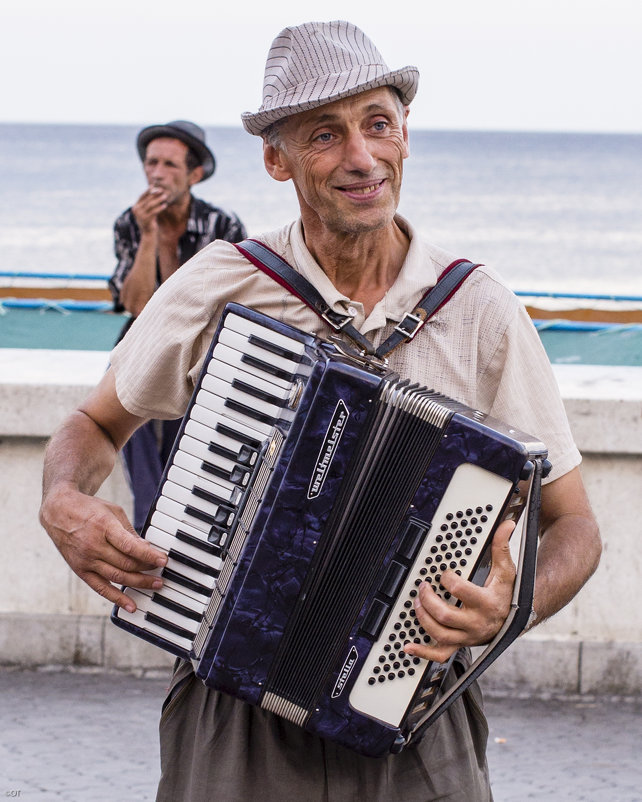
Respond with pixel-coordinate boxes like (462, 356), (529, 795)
(132, 186), (169, 235)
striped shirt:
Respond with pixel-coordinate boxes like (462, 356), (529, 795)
(109, 195), (246, 312)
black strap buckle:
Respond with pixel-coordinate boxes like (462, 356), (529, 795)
(320, 308), (354, 331)
(394, 311), (424, 340)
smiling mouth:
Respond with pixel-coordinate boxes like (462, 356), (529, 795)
(338, 180), (385, 195)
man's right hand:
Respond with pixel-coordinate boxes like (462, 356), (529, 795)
(132, 186), (168, 235)
(39, 482), (167, 613)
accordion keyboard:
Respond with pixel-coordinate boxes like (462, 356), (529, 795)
(115, 312), (312, 655)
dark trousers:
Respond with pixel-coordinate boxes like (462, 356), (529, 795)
(122, 418), (182, 531)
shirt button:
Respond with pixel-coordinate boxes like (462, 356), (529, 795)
(347, 305), (358, 316)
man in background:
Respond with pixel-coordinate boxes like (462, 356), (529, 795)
(109, 120), (246, 530)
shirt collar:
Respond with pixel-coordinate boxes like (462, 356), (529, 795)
(289, 216), (439, 335)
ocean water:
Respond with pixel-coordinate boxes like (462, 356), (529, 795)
(1, 123), (641, 294)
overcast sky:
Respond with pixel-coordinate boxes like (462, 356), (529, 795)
(3, 0), (640, 133)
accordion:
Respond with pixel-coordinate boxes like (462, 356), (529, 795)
(112, 303), (549, 757)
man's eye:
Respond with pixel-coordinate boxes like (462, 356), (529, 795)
(372, 121), (388, 132)
(315, 132), (333, 143)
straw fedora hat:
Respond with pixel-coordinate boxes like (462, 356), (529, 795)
(136, 120), (216, 181)
(242, 20), (419, 136)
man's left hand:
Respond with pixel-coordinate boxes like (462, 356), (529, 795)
(403, 519), (516, 663)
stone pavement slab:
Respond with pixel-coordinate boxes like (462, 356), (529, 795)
(1, 668), (641, 801)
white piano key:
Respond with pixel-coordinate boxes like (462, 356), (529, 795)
(156, 495), (216, 536)
(216, 333), (302, 384)
(146, 564), (212, 603)
(126, 588), (201, 635)
(224, 312), (309, 357)
(172, 449), (245, 493)
(160, 480), (227, 522)
(200, 375), (292, 424)
(139, 582), (206, 616)
(206, 358), (293, 403)
(145, 547), (218, 600)
(117, 605), (194, 652)
(195, 385), (274, 438)
(150, 509), (218, 549)
(167, 464), (237, 506)
(183, 421), (240, 471)
(191, 401), (268, 444)
(163, 552), (217, 590)
(178, 433), (252, 487)
(146, 525), (223, 575)
(189, 404), (263, 463)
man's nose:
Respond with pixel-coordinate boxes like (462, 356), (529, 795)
(148, 163), (167, 182)
(342, 131), (377, 173)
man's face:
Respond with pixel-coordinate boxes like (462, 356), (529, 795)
(265, 87), (409, 237)
(143, 137), (201, 205)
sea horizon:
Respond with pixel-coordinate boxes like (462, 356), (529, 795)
(1, 122), (640, 296)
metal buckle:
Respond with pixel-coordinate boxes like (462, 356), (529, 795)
(328, 335), (389, 369)
(321, 309), (353, 331)
(394, 312), (424, 340)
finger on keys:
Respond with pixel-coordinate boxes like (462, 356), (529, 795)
(106, 520), (168, 571)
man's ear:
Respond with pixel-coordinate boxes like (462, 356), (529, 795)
(188, 165), (204, 186)
(402, 106), (410, 159)
(263, 141), (292, 182)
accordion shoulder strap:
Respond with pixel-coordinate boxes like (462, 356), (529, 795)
(234, 239), (480, 359)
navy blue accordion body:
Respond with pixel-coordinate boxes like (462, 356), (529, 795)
(112, 303), (549, 757)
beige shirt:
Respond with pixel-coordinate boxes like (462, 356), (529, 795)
(110, 216), (580, 483)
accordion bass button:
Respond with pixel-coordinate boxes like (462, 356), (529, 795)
(398, 520), (430, 560)
(380, 560), (407, 599)
(361, 598), (391, 639)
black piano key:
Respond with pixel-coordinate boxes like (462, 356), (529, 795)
(191, 484), (235, 508)
(199, 461), (250, 485)
(241, 353), (297, 383)
(247, 332), (306, 363)
(151, 592), (203, 623)
(208, 525), (229, 548)
(215, 422), (262, 449)
(231, 378), (288, 408)
(175, 528), (222, 557)
(207, 440), (257, 466)
(184, 504), (234, 530)
(161, 567), (213, 598)
(225, 398), (278, 427)
(144, 611), (195, 642)
(184, 504), (218, 527)
(168, 548), (220, 578)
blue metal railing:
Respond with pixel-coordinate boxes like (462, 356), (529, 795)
(2, 273), (642, 327)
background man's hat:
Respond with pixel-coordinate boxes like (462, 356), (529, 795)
(242, 20), (419, 136)
(136, 120), (216, 181)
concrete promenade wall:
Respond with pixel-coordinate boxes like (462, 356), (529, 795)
(1, 348), (641, 695)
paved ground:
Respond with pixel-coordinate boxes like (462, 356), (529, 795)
(1, 667), (641, 801)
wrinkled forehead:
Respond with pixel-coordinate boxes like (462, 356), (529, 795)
(279, 86), (404, 134)
(144, 137), (190, 160)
